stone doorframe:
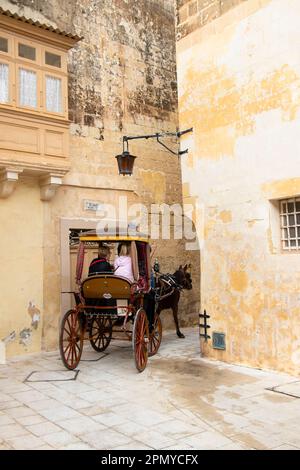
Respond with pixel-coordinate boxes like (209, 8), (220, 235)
(60, 217), (100, 316)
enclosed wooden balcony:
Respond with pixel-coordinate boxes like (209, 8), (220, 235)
(0, 7), (81, 199)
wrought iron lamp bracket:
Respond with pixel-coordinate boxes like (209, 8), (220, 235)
(122, 127), (193, 157)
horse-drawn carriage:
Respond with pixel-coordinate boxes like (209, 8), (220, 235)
(59, 231), (162, 372)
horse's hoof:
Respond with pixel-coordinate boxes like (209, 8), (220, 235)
(177, 331), (185, 338)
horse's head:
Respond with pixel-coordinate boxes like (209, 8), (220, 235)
(173, 264), (193, 290)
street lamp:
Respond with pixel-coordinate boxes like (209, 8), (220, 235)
(115, 150), (136, 176)
(115, 128), (193, 176)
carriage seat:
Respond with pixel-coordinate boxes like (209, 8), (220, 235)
(81, 274), (133, 301)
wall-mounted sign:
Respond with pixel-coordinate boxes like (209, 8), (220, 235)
(84, 200), (104, 212)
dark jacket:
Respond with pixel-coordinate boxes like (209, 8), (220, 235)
(88, 257), (113, 276)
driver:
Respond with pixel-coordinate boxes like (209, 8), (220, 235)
(88, 245), (112, 276)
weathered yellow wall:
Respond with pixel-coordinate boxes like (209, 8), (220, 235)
(0, 178), (43, 356)
(177, 0), (300, 374)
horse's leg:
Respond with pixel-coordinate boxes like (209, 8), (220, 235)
(172, 304), (185, 338)
(155, 304), (162, 326)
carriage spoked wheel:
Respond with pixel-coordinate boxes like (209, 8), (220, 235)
(132, 308), (149, 373)
(59, 309), (83, 370)
(89, 316), (112, 352)
(148, 314), (162, 357)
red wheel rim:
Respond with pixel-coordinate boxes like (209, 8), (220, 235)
(148, 315), (162, 357)
(133, 309), (149, 372)
(89, 316), (112, 352)
(59, 310), (83, 370)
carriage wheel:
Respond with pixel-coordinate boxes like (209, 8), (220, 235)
(132, 308), (149, 373)
(89, 316), (112, 352)
(59, 309), (83, 370)
(148, 314), (162, 357)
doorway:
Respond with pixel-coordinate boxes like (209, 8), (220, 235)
(60, 218), (99, 315)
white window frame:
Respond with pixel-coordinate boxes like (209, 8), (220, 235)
(280, 197), (300, 251)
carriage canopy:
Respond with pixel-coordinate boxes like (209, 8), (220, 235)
(76, 229), (151, 289)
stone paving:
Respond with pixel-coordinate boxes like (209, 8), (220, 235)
(0, 327), (300, 450)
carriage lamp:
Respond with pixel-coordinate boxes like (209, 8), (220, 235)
(115, 127), (193, 176)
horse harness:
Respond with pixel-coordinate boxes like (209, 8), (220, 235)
(154, 273), (183, 302)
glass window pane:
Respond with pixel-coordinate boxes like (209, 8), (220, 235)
(19, 68), (37, 108)
(284, 240), (289, 248)
(290, 239), (296, 247)
(288, 214), (295, 226)
(45, 51), (61, 68)
(281, 202), (287, 214)
(297, 227), (300, 238)
(0, 37), (8, 53)
(0, 63), (9, 103)
(46, 75), (62, 113)
(18, 43), (36, 61)
(289, 227), (296, 238)
(283, 228), (288, 238)
(296, 201), (300, 212)
(281, 215), (287, 227)
(287, 202), (294, 213)
(297, 214), (300, 225)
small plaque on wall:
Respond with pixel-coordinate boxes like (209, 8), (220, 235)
(84, 200), (104, 212)
(212, 332), (226, 350)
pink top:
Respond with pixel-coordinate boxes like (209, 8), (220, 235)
(114, 256), (134, 283)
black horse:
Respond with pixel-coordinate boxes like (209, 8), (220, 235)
(155, 264), (192, 338)
(113, 264), (193, 339)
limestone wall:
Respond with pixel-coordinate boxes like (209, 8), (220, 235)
(177, 0), (300, 374)
(176, 0), (247, 40)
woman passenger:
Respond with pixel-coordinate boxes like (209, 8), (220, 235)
(114, 243), (134, 282)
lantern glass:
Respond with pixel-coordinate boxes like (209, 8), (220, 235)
(115, 151), (136, 175)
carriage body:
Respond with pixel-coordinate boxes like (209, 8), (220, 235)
(59, 231), (162, 372)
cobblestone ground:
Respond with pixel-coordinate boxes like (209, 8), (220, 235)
(0, 327), (300, 450)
